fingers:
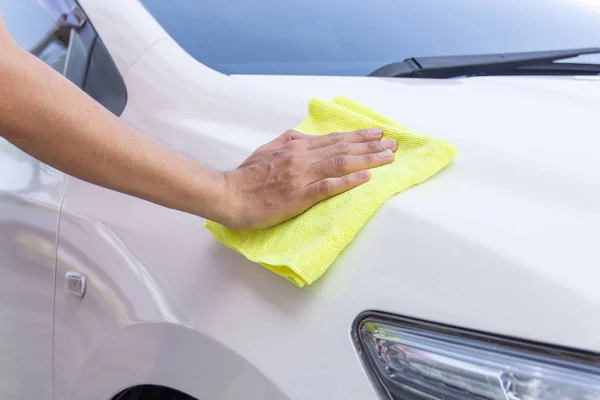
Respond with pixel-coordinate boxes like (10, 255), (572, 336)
(311, 139), (397, 159)
(268, 128), (384, 153)
(308, 147), (395, 181)
(302, 170), (372, 204)
(306, 128), (383, 149)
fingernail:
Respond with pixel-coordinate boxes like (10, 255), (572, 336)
(367, 128), (382, 136)
(382, 139), (396, 150)
(357, 170), (370, 179)
(378, 149), (393, 159)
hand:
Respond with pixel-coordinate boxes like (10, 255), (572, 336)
(221, 128), (397, 230)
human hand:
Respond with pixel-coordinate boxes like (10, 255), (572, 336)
(220, 128), (396, 230)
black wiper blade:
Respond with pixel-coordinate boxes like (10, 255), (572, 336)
(492, 62), (600, 76)
(369, 47), (600, 78)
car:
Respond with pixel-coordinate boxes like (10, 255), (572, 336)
(2, 0), (600, 399)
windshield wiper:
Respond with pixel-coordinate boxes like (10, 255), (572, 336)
(369, 47), (600, 78)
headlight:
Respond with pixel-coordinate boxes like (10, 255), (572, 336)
(353, 312), (600, 400)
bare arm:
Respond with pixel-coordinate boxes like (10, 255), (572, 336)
(0, 16), (396, 230)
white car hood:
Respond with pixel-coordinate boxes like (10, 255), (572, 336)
(234, 73), (600, 314)
(123, 39), (600, 353)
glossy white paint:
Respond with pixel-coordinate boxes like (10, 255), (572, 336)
(1, 0), (599, 399)
(0, 139), (68, 398)
(58, 34), (600, 400)
(78, 0), (168, 74)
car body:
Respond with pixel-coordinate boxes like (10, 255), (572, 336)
(1, 0), (600, 399)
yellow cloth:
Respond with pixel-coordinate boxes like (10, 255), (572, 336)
(205, 96), (456, 287)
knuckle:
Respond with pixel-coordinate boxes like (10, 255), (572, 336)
(334, 142), (350, 155)
(365, 153), (378, 165)
(341, 175), (352, 187)
(327, 132), (343, 144)
(283, 129), (296, 138)
(280, 130), (294, 141)
(318, 180), (332, 195)
(282, 129), (303, 142)
(332, 155), (348, 171)
(368, 141), (382, 152)
(357, 129), (370, 139)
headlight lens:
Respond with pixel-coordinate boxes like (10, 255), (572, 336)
(354, 313), (600, 400)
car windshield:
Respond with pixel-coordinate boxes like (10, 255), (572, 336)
(140, 0), (600, 76)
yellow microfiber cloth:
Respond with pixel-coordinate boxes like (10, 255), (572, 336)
(205, 96), (456, 287)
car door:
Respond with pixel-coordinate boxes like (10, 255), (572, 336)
(0, 0), (124, 397)
(0, 1), (73, 397)
(0, 135), (67, 399)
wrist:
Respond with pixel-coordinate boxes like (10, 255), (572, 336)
(219, 169), (247, 230)
(201, 168), (245, 229)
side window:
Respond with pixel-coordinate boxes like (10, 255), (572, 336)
(1, 0), (127, 116)
(2, 0), (71, 73)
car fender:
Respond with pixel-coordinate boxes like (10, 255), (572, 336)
(63, 322), (288, 400)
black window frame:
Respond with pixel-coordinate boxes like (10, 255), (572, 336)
(62, 15), (128, 116)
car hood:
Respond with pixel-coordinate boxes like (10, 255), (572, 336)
(229, 73), (600, 301)
(234, 73), (600, 345)
(122, 40), (600, 355)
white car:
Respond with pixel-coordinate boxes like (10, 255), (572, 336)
(2, 0), (600, 399)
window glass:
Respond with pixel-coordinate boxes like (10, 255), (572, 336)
(1, 0), (70, 73)
(141, 0), (600, 76)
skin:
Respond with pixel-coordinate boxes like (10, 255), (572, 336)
(0, 15), (396, 230)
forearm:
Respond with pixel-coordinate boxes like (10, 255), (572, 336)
(0, 15), (396, 231)
(0, 30), (227, 222)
